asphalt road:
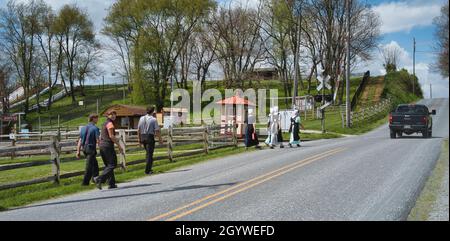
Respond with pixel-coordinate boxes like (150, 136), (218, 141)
(0, 98), (448, 221)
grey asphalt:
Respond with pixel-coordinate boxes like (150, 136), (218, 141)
(0, 98), (448, 221)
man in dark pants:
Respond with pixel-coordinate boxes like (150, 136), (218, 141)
(76, 114), (100, 186)
(94, 111), (123, 190)
(138, 106), (163, 175)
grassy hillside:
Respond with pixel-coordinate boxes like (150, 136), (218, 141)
(382, 69), (424, 106)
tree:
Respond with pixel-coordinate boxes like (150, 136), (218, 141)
(304, 0), (380, 103)
(0, 0), (49, 114)
(53, 4), (96, 104)
(104, 0), (215, 110)
(0, 64), (13, 113)
(210, 4), (266, 88)
(35, 4), (60, 110)
(381, 44), (402, 73)
(433, 3), (449, 78)
(259, 0), (292, 105)
(103, 0), (139, 92)
(189, 20), (218, 90)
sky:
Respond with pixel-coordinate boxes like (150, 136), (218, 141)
(0, 0), (448, 98)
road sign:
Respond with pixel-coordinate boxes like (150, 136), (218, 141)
(320, 102), (332, 110)
(317, 75), (331, 91)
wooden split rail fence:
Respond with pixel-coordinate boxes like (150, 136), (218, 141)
(0, 125), (238, 191)
(350, 98), (393, 126)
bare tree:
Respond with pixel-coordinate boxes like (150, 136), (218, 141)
(210, 4), (267, 88)
(381, 44), (402, 73)
(36, 5), (60, 110)
(433, 3), (449, 78)
(75, 42), (102, 95)
(259, 0), (294, 105)
(0, 64), (13, 113)
(0, 0), (48, 114)
(190, 21), (219, 89)
(304, 0), (380, 103)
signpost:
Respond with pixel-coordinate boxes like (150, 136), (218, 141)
(316, 72), (332, 133)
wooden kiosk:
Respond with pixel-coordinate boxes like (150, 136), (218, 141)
(216, 96), (256, 138)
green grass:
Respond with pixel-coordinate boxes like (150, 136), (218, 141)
(21, 85), (134, 128)
(408, 139), (449, 221)
(0, 146), (251, 211)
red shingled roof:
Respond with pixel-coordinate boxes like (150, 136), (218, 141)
(216, 96), (256, 106)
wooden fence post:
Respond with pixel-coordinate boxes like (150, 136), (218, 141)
(168, 126), (174, 162)
(232, 124), (238, 148)
(118, 130), (127, 171)
(203, 125), (209, 154)
(11, 137), (16, 160)
(49, 136), (61, 184)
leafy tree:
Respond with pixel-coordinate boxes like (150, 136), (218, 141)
(53, 4), (96, 103)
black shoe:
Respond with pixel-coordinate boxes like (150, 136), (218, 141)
(145, 171), (153, 175)
(280, 145), (285, 148)
(91, 177), (98, 184)
(297, 144), (301, 147)
(108, 185), (118, 189)
(81, 183), (89, 186)
(289, 144), (292, 148)
(93, 177), (102, 190)
(270, 146), (274, 149)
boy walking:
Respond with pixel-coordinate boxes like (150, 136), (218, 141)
(77, 114), (100, 186)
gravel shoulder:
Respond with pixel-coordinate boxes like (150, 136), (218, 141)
(408, 139), (449, 221)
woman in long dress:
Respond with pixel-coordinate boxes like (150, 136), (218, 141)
(289, 110), (304, 148)
(244, 109), (260, 149)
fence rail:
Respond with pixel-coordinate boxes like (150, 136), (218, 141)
(0, 125), (237, 191)
(350, 98), (393, 126)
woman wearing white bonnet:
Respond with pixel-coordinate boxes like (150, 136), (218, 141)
(289, 109), (305, 147)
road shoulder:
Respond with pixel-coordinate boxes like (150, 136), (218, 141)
(408, 139), (449, 221)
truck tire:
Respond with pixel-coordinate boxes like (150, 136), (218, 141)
(390, 130), (396, 139)
(397, 132), (403, 138)
(422, 130), (429, 138)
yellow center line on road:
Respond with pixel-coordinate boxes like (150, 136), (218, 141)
(148, 147), (346, 221)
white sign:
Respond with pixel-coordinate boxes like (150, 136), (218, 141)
(320, 102), (332, 110)
(317, 75), (331, 91)
(78, 101), (84, 106)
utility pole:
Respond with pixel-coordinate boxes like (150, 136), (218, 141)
(345, 0), (351, 128)
(413, 38), (416, 96)
(292, 1), (302, 108)
(430, 84), (432, 99)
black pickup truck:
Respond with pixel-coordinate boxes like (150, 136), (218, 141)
(389, 104), (436, 139)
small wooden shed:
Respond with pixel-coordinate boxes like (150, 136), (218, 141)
(102, 104), (146, 129)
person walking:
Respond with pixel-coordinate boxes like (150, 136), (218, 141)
(244, 109), (260, 150)
(288, 110), (305, 148)
(94, 111), (123, 190)
(138, 106), (163, 175)
(76, 114), (100, 186)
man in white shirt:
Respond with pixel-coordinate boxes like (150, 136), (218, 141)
(138, 106), (163, 175)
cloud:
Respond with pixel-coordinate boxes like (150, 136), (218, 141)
(372, 1), (442, 34)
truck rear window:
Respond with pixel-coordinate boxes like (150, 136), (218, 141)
(396, 106), (428, 114)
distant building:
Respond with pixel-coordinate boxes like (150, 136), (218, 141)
(102, 104), (147, 129)
(248, 68), (279, 80)
(101, 105), (188, 129)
